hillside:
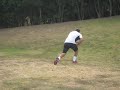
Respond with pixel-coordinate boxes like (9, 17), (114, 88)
(0, 16), (120, 67)
(0, 16), (120, 90)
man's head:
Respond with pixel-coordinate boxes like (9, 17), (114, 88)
(75, 29), (80, 32)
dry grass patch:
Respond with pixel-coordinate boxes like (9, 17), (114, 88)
(0, 59), (120, 90)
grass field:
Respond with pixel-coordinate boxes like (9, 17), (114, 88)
(0, 16), (120, 90)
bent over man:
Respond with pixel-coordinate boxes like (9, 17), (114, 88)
(54, 29), (83, 65)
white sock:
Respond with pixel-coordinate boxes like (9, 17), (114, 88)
(73, 56), (77, 61)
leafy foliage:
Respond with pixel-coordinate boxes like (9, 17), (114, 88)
(0, 0), (120, 28)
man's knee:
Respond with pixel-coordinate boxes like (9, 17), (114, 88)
(74, 50), (78, 56)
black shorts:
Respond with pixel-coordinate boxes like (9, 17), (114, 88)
(63, 43), (78, 53)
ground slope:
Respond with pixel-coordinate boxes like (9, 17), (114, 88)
(0, 16), (120, 90)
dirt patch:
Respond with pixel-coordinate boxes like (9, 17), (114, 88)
(0, 59), (120, 90)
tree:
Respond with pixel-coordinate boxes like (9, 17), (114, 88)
(0, 0), (120, 28)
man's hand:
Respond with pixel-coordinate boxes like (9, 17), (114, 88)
(76, 40), (80, 46)
(76, 38), (83, 46)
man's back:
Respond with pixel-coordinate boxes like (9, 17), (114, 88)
(65, 31), (82, 44)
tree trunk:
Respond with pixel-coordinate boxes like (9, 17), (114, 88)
(57, 0), (65, 22)
(109, 0), (112, 16)
(76, 0), (80, 20)
(81, 0), (84, 20)
(39, 8), (42, 24)
(94, 0), (101, 18)
(61, 5), (65, 22)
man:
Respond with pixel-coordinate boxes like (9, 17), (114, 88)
(54, 29), (83, 65)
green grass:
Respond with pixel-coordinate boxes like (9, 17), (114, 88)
(0, 16), (119, 68)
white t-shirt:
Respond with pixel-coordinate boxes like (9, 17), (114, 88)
(64, 31), (83, 44)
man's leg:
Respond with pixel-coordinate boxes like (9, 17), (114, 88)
(54, 53), (66, 65)
(73, 50), (78, 63)
(71, 44), (78, 63)
(54, 43), (69, 65)
(58, 53), (66, 60)
(74, 50), (78, 56)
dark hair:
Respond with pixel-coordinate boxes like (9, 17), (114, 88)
(75, 29), (80, 32)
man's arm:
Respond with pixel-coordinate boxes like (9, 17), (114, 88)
(76, 38), (84, 46)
